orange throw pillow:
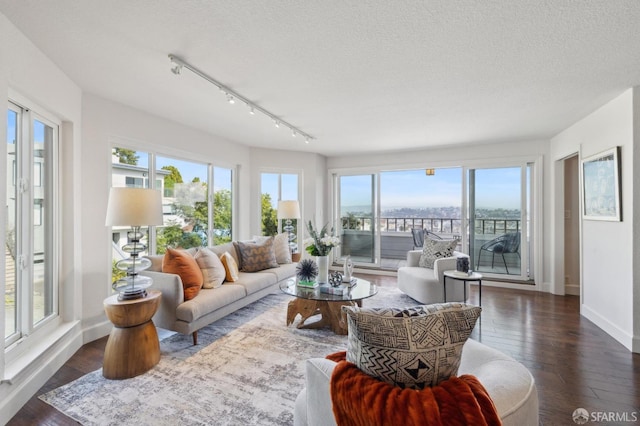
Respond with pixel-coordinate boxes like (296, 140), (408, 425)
(162, 248), (204, 300)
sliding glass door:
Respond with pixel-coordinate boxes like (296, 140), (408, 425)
(336, 174), (376, 266)
(468, 165), (531, 280)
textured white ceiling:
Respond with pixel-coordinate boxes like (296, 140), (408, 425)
(2, 1), (640, 156)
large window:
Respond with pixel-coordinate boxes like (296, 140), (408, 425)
(110, 147), (234, 264)
(333, 163), (535, 281)
(5, 101), (59, 347)
(260, 172), (299, 248)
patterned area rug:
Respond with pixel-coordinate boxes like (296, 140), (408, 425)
(40, 286), (417, 425)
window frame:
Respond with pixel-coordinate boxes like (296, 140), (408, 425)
(259, 169), (302, 242)
(5, 98), (61, 356)
(108, 143), (236, 262)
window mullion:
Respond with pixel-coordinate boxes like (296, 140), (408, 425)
(18, 110), (34, 336)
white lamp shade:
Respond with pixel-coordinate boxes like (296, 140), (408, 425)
(105, 187), (164, 226)
(277, 200), (301, 219)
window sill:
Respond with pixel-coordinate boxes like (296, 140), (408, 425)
(2, 320), (80, 384)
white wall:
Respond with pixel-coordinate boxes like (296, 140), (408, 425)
(550, 88), (636, 351)
(80, 93), (254, 333)
(0, 11), (84, 423)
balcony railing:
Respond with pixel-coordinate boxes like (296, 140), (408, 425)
(342, 217), (520, 235)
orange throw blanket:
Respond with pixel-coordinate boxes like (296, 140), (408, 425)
(327, 351), (502, 426)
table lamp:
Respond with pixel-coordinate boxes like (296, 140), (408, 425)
(277, 200), (301, 254)
(106, 187), (163, 300)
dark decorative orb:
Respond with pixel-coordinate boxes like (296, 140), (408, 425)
(296, 259), (318, 282)
(329, 271), (343, 287)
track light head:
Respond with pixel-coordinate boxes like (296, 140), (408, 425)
(274, 120), (280, 128)
(226, 93), (235, 104)
(249, 106), (255, 115)
(305, 137), (310, 144)
(170, 63), (182, 75)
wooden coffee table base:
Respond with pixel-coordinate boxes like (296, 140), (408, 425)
(286, 298), (360, 335)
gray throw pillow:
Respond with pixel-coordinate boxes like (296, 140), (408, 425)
(343, 303), (481, 389)
(233, 237), (279, 272)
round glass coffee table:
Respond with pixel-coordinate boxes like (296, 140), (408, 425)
(280, 277), (377, 335)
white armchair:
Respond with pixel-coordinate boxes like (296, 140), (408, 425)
(294, 339), (539, 426)
(397, 250), (470, 304)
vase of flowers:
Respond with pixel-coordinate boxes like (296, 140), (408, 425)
(304, 221), (341, 284)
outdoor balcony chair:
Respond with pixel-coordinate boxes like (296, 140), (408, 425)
(476, 231), (521, 274)
(411, 228), (442, 249)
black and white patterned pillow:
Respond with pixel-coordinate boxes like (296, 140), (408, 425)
(418, 238), (458, 268)
(343, 303), (481, 389)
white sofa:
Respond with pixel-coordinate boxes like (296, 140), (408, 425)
(397, 250), (469, 304)
(294, 339), (539, 426)
(141, 242), (297, 345)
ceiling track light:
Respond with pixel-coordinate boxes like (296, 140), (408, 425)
(168, 54), (314, 143)
(170, 62), (183, 75)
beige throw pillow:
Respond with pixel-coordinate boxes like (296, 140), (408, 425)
(193, 247), (226, 288)
(418, 238), (458, 268)
(343, 303), (481, 389)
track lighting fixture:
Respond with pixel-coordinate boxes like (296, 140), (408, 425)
(168, 54), (314, 143)
(170, 61), (182, 75)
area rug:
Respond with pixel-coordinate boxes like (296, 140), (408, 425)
(40, 286), (417, 426)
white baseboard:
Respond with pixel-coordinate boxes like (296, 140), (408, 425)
(581, 304), (634, 352)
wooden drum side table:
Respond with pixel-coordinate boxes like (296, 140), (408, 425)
(103, 290), (161, 380)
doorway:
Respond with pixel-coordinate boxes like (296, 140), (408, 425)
(564, 155), (581, 295)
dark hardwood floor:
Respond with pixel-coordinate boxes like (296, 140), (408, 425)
(9, 274), (640, 425)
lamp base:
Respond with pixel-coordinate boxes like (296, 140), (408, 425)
(117, 287), (148, 301)
(113, 275), (152, 301)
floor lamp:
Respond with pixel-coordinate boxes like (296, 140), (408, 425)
(277, 200), (301, 256)
(106, 187), (163, 300)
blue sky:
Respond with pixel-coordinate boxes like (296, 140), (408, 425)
(341, 167), (522, 210)
(262, 173), (298, 208)
(6, 111), (46, 143)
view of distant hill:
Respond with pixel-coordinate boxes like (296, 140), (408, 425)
(341, 206), (521, 219)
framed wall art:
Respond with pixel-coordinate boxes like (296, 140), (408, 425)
(581, 146), (621, 221)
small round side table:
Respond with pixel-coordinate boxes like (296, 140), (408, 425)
(443, 271), (483, 306)
(103, 290), (161, 380)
